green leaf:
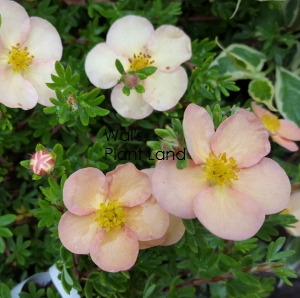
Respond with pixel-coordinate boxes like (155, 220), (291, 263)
(84, 280), (93, 298)
(20, 160), (30, 169)
(182, 219), (195, 235)
(0, 227), (13, 238)
(248, 78), (277, 111)
(135, 84), (145, 93)
(122, 86), (130, 96)
(275, 66), (300, 126)
(266, 237), (286, 262)
(176, 157), (188, 169)
(63, 265), (74, 286)
(136, 66), (157, 76)
(0, 214), (17, 226)
(115, 59), (125, 74)
(0, 283), (11, 298)
(55, 61), (65, 78)
(143, 284), (156, 298)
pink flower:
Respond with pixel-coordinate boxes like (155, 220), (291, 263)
(139, 168), (185, 249)
(285, 192), (300, 237)
(30, 150), (55, 175)
(58, 163), (169, 272)
(0, 0), (62, 109)
(85, 15), (191, 119)
(251, 102), (300, 152)
(152, 104), (291, 241)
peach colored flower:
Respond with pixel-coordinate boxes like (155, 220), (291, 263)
(58, 163), (169, 272)
(85, 15), (191, 119)
(251, 102), (300, 152)
(139, 168), (185, 249)
(284, 192), (300, 237)
(0, 0), (62, 109)
(152, 104), (291, 241)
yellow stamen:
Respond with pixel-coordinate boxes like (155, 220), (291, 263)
(128, 52), (154, 71)
(7, 43), (34, 72)
(95, 200), (127, 232)
(203, 152), (240, 186)
(261, 114), (280, 133)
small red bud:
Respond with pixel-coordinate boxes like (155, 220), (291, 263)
(123, 73), (140, 89)
(30, 150), (55, 176)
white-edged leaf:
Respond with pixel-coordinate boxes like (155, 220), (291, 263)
(211, 43), (266, 80)
(275, 66), (300, 126)
(248, 78), (277, 111)
(282, 0), (300, 28)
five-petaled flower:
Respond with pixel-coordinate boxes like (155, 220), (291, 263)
(85, 15), (191, 119)
(251, 102), (300, 152)
(284, 192), (300, 237)
(139, 168), (185, 249)
(152, 104), (291, 241)
(58, 163), (169, 272)
(0, 0), (62, 109)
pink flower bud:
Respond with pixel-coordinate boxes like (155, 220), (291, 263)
(30, 150), (55, 175)
(123, 73), (140, 89)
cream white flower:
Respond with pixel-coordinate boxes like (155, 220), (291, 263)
(0, 0), (63, 109)
(85, 15), (191, 119)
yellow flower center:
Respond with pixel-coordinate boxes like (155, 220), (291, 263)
(204, 152), (240, 186)
(95, 200), (127, 232)
(7, 43), (34, 72)
(261, 114), (280, 133)
(129, 52), (154, 71)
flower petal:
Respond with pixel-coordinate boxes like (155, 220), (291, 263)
(139, 237), (166, 249)
(232, 158), (291, 214)
(24, 60), (57, 106)
(0, 0), (30, 47)
(0, 69), (38, 109)
(90, 227), (139, 272)
(160, 214), (185, 246)
(271, 135), (299, 152)
(85, 43), (129, 89)
(58, 211), (98, 254)
(124, 195), (169, 241)
(111, 84), (153, 119)
(251, 101), (272, 118)
(147, 25), (191, 72)
(63, 168), (108, 216)
(183, 104), (215, 164)
(106, 15), (154, 57)
(106, 163), (152, 207)
(286, 192), (300, 236)
(143, 67), (188, 111)
(152, 159), (209, 219)
(211, 109), (270, 168)
(23, 17), (62, 61)
(194, 186), (265, 240)
(277, 119), (300, 141)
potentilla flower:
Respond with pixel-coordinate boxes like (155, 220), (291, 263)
(284, 192), (300, 237)
(0, 0), (62, 109)
(58, 163), (169, 272)
(85, 15), (191, 119)
(139, 168), (185, 249)
(251, 102), (300, 152)
(152, 104), (291, 241)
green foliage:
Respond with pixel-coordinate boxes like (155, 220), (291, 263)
(44, 62), (109, 126)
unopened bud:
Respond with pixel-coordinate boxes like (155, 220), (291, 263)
(30, 150), (55, 175)
(123, 73), (140, 89)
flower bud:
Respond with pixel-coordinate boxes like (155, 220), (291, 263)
(123, 73), (140, 89)
(30, 150), (55, 176)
